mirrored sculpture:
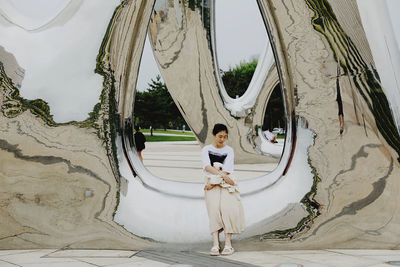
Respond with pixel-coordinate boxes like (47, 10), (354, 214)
(1, 0), (400, 249)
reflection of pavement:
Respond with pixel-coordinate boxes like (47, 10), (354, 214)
(142, 141), (278, 183)
(255, 128), (285, 157)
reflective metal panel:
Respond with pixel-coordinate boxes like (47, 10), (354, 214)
(109, 0), (400, 244)
(113, 0), (303, 242)
(1, 0), (400, 249)
(214, 0), (269, 100)
(0, 0), (117, 122)
(0, 0), (155, 249)
(356, 0), (400, 133)
(146, 0), (288, 163)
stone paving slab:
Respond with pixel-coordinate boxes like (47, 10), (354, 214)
(1, 249), (400, 266)
(45, 249), (136, 258)
(135, 250), (259, 267)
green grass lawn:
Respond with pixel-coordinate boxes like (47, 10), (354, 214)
(141, 129), (194, 136)
(146, 135), (197, 142)
(277, 134), (285, 139)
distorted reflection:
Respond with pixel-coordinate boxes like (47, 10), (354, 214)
(357, 0), (400, 133)
(0, 0), (120, 122)
(133, 36), (202, 182)
(256, 83), (285, 158)
(132, 7), (281, 182)
(215, 0), (267, 99)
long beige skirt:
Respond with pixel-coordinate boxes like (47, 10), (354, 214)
(205, 185), (245, 234)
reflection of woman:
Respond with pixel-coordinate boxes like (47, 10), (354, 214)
(336, 63), (344, 135)
(134, 126), (146, 161)
(202, 123), (245, 256)
(263, 128), (277, 143)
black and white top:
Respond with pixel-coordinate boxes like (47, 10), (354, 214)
(201, 144), (234, 174)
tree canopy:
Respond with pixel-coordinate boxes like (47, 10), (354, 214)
(263, 83), (285, 130)
(134, 75), (187, 129)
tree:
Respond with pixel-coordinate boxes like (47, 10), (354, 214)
(134, 76), (187, 129)
(263, 84), (285, 131)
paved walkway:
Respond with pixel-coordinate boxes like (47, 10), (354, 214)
(1, 249), (400, 266)
(142, 141), (278, 182)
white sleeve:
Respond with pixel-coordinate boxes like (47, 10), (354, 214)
(264, 131), (272, 140)
(223, 147), (234, 173)
(201, 146), (211, 170)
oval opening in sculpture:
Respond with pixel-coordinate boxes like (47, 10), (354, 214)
(132, 34), (278, 183)
(114, 0), (309, 244)
(214, 0), (268, 99)
(257, 83), (286, 158)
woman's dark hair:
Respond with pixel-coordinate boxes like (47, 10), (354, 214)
(212, 123), (228, 135)
(134, 125), (140, 131)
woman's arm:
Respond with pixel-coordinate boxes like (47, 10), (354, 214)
(205, 165), (221, 175)
(204, 165), (235, 185)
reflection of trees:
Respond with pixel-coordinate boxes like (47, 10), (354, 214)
(134, 76), (187, 129)
(263, 84), (285, 130)
(221, 59), (258, 98)
(186, 0), (211, 45)
(220, 60), (285, 129)
(135, 60), (285, 131)
(306, 0), (400, 160)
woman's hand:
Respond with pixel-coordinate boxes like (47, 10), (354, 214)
(204, 184), (215, 191)
(221, 173), (235, 186)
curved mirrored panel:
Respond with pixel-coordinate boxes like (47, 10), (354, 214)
(255, 83), (286, 158)
(0, 0), (136, 248)
(132, 32), (281, 183)
(114, 0), (302, 243)
(356, 0), (400, 133)
(215, 0), (268, 100)
(133, 36), (200, 182)
(0, 0), (119, 122)
(145, 0), (286, 163)
(0, 0), (73, 30)
(2, 0), (400, 250)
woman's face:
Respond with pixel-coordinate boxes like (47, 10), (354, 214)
(213, 130), (228, 147)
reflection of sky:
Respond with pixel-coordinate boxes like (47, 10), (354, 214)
(1, 1), (399, 120)
(153, 0), (168, 12)
(386, 0), (400, 51)
(0, 0), (120, 122)
(137, 0), (267, 92)
(1, 0), (69, 29)
(136, 36), (164, 93)
(137, 1), (400, 92)
(215, 0), (267, 71)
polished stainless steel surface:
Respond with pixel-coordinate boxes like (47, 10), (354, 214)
(113, 0), (300, 242)
(145, 0), (287, 164)
(1, 0), (400, 249)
